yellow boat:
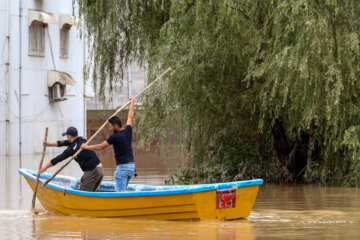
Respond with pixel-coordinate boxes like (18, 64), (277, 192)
(19, 168), (262, 221)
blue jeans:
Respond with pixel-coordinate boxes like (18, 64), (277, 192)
(114, 163), (135, 192)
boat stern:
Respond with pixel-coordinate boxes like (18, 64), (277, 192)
(193, 182), (262, 220)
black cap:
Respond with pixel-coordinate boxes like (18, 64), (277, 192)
(62, 126), (78, 137)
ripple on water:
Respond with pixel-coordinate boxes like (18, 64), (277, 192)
(0, 210), (32, 220)
(249, 209), (358, 225)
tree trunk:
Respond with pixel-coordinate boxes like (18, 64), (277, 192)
(271, 119), (317, 183)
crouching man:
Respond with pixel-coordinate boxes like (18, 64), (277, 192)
(39, 126), (103, 192)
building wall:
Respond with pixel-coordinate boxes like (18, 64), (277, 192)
(0, 0), (86, 160)
(86, 64), (147, 110)
(86, 110), (182, 183)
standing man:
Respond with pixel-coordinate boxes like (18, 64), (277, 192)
(40, 126), (104, 192)
(81, 98), (136, 192)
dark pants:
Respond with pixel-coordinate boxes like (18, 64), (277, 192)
(80, 166), (104, 191)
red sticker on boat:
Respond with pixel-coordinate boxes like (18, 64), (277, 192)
(216, 189), (236, 209)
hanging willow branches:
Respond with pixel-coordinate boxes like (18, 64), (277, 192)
(76, 0), (360, 186)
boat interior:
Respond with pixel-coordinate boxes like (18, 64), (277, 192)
(19, 168), (263, 194)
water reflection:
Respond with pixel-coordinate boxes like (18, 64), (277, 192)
(26, 214), (255, 240)
(249, 184), (360, 240)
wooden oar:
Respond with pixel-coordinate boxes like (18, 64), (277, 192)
(43, 67), (172, 187)
(32, 127), (49, 212)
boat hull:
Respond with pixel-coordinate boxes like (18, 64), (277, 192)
(22, 169), (261, 221)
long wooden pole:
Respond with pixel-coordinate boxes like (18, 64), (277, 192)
(43, 67), (172, 187)
(32, 127), (48, 211)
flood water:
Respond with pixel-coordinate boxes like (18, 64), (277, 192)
(1, 154), (360, 240)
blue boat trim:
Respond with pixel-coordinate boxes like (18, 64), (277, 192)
(18, 168), (263, 197)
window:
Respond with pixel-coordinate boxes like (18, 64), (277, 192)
(29, 21), (45, 56)
(60, 27), (70, 58)
(60, 14), (80, 59)
(28, 10), (57, 57)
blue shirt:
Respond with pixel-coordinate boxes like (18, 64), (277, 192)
(106, 125), (134, 165)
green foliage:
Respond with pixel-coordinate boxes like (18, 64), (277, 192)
(76, 0), (171, 101)
(76, 0), (360, 186)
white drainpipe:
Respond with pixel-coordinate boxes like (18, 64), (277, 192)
(128, 64), (132, 98)
(83, 24), (86, 137)
(5, 0), (10, 157)
(19, 0), (22, 166)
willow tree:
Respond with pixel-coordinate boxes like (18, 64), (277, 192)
(77, 0), (360, 185)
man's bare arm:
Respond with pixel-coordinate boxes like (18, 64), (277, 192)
(43, 141), (58, 147)
(39, 162), (53, 174)
(126, 98), (136, 126)
(81, 141), (110, 150)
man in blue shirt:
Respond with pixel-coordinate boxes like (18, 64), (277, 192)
(39, 126), (104, 191)
(81, 98), (136, 191)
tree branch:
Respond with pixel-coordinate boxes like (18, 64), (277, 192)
(225, 3), (250, 20)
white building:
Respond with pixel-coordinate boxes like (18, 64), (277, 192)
(0, 0), (87, 165)
(86, 64), (148, 110)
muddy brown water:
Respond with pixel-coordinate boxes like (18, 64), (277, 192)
(1, 155), (359, 240)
